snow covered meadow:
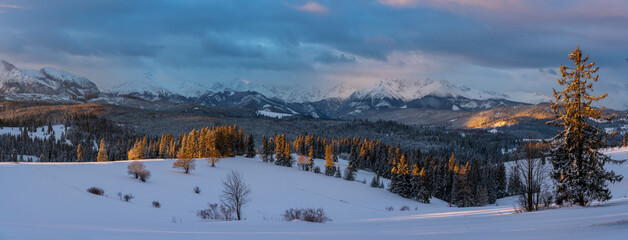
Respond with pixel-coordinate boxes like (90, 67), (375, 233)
(1, 149), (627, 240)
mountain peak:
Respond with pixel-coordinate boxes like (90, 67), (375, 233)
(0, 60), (99, 98)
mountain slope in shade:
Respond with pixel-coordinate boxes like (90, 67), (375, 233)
(0, 60), (99, 98)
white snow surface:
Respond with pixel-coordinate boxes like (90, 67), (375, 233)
(256, 110), (293, 119)
(1, 149), (628, 239)
(0, 125), (66, 141)
(351, 79), (510, 102)
(106, 73), (174, 97)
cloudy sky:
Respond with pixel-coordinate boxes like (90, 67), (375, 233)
(1, 0), (627, 108)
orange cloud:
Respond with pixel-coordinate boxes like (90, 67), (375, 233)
(0, 4), (24, 9)
(293, 2), (329, 15)
(377, 0), (524, 10)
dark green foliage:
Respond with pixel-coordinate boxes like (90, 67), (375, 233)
(343, 167), (355, 181)
(245, 134), (256, 158)
(370, 174), (381, 188)
(451, 174), (473, 207)
(548, 47), (625, 206)
(334, 166), (342, 178)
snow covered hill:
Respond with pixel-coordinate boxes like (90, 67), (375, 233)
(1, 149), (627, 240)
(0, 60), (99, 99)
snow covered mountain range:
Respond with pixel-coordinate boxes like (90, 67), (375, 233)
(0, 60), (553, 118)
(0, 60), (99, 99)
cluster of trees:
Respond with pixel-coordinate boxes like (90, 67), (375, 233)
(0, 112), (133, 163)
(389, 152), (508, 206)
(126, 125), (256, 162)
(257, 132), (512, 207)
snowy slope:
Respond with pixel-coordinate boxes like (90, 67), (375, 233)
(1, 149), (628, 239)
(0, 60), (99, 97)
(106, 73), (174, 98)
(353, 79), (510, 102)
(0, 125), (67, 141)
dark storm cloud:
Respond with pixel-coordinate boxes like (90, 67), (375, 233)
(315, 52), (356, 64)
(0, 0), (626, 89)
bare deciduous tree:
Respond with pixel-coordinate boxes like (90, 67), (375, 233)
(127, 161), (151, 182)
(516, 142), (551, 212)
(220, 170), (252, 221)
(173, 159), (195, 174)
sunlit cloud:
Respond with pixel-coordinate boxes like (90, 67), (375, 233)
(292, 2), (329, 15)
(0, 4), (25, 9)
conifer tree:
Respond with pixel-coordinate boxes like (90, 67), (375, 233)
(335, 165), (342, 178)
(496, 162), (507, 198)
(452, 173), (473, 207)
(97, 138), (108, 162)
(261, 135), (271, 162)
(370, 173), (381, 188)
(411, 163), (431, 203)
(623, 133), (627, 148)
(324, 145), (336, 176)
(245, 134), (256, 158)
(343, 165), (355, 181)
(307, 146), (314, 170)
(76, 143), (84, 162)
(548, 47), (625, 206)
(390, 154), (412, 198)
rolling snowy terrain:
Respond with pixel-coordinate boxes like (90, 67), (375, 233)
(1, 149), (627, 240)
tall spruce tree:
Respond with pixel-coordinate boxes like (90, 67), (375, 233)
(245, 134), (255, 158)
(548, 47), (625, 206)
(324, 145), (336, 176)
(76, 144), (84, 162)
(411, 163), (431, 203)
(97, 138), (108, 162)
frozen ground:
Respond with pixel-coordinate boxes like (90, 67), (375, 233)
(0, 125), (67, 142)
(0, 149), (627, 240)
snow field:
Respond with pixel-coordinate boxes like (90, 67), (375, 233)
(0, 149), (627, 239)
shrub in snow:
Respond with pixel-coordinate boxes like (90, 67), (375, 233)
(117, 192), (135, 202)
(399, 205), (410, 211)
(385, 206), (394, 211)
(127, 161), (151, 182)
(152, 201), (161, 208)
(194, 186), (201, 194)
(343, 167), (355, 181)
(313, 166), (321, 174)
(282, 208), (331, 223)
(197, 203), (235, 221)
(87, 187), (104, 196)
(334, 166), (342, 178)
(173, 159), (195, 174)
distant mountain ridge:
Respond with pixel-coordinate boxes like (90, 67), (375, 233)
(0, 60), (544, 118)
(0, 60), (99, 99)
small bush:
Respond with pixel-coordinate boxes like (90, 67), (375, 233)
(282, 208), (331, 223)
(194, 186), (201, 194)
(152, 201), (161, 208)
(128, 161), (151, 182)
(313, 166), (321, 174)
(87, 187), (104, 196)
(385, 206), (394, 211)
(117, 192), (135, 202)
(399, 205), (410, 211)
(173, 159), (195, 174)
(197, 203), (235, 221)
